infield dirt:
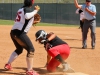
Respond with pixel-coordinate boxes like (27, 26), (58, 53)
(0, 25), (100, 75)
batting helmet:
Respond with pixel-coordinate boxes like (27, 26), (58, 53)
(35, 30), (47, 41)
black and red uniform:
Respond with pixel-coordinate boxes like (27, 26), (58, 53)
(46, 36), (70, 72)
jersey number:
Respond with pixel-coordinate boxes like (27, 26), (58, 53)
(15, 11), (22, 22)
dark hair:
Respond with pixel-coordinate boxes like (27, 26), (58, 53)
(86, 0), (91, 2)
(23, 0), (32, 7)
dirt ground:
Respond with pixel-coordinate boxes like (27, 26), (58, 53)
(0, 25), (100, 75)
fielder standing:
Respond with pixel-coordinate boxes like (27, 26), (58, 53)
(4, 0), (40, 75)
(74, 0), (96, 49)
(35, 30), (74, 72)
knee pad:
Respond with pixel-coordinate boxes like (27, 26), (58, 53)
(27, 50), (34, 58)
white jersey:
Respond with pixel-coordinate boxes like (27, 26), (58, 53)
(75, 8), (85, 20)
(12, 7), (38, 33)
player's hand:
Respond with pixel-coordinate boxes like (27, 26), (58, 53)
(34, 5), (40, 11)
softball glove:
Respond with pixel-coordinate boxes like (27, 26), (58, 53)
(33, 13), (41, 25)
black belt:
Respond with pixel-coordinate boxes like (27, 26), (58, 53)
(85, 19), (95, 21)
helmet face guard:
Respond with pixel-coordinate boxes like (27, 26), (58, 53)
(35, 30), (47, 42)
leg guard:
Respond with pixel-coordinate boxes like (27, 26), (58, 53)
(27, 51), (34, 58)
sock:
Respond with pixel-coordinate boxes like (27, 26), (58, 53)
(7, 51), (18, 64)
(26, 57), (33, 71)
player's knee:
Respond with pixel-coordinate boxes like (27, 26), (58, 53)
(47, 66), (56, 72)
(47, 64), (56, 72)
(27, 50), (34, 58)
(15, 48), (23, 55)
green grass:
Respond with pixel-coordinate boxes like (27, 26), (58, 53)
(0, 19), (14, 25)
(37, 23), (77, 27)
(0, 19), (77, 27)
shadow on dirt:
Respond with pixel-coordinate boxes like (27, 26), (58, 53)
(70, 47), (93, 50)
(0, 68), (25, 75)
(70, 47), (82, 49)
(0, 67), (72, 75)
(63, 38), (81, 41)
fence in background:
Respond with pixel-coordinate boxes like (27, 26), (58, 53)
(0, 3), (100, 26)
(0, 0), (100, 3)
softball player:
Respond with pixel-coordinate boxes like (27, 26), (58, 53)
(4, 0), (40, 75)
(35, 30), (74, 72)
